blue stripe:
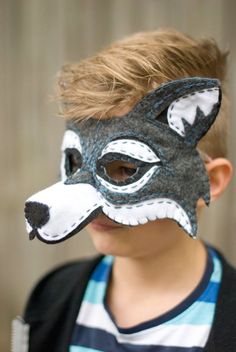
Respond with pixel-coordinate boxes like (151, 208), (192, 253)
(164, 301), (215, 325)
(198, 281), (220, 303)
(70, 346), (103, 352)
(83, 281), (106, 304)
(71, 325), (203, 352)
(90, 258), (113, 282)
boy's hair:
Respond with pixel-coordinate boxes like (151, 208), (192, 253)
(57, 29), (229, 158)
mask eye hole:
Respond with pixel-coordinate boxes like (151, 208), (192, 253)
(65, 148), (82, 177)
(104, 160), (137, 182)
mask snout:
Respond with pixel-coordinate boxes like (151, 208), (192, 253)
(24, 182), (102, 243)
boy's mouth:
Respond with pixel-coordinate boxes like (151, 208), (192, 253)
(89, 216), (124, 231)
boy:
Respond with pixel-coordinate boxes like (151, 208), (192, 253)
(14, 30), (235, 351)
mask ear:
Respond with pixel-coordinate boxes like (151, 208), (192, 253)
(131, 77), (221, 147)
(166, 83), (221, 147)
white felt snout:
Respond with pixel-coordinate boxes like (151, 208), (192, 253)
(25, 182), (101, 242)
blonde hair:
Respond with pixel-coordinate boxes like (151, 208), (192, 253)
(57, 29), (229, 157)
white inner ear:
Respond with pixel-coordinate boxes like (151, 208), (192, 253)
(100, 139), (160, 163)
(60, 130), (82, 181)
(167, 88), (220, 137)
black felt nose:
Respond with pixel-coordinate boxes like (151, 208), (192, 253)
(25, 201), (50, 229)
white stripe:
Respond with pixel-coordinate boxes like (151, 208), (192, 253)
(77, 301), (211, 347)
(211, 256), (222, 283)
(100, 139), (160, 163)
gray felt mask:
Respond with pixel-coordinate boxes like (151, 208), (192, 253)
(24, 77), (221, 243)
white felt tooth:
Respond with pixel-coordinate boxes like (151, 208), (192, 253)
(156, 203), (167, 219)
(113, 215), (123, 223)
(166, 202), (176, 218)
(139, 217), (148, 225)
(129, 218), (139, 226)
(147, 214), (157, 221)
(185, 224), (192, 235)
(175, 211), (191, 236)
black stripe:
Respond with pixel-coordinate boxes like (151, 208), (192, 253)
(71, 325), (203, 352)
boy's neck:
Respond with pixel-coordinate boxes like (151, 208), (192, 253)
(106, 235), (207, 328)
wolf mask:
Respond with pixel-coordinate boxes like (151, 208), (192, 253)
(24, 77), (221, 244)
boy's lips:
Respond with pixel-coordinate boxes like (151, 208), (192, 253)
(89, 218), (123, 231)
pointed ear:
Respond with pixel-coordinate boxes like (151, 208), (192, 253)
(167, 83), (221, 147)
(131, 77), (221, 147)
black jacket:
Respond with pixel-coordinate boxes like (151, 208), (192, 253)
(22, 252), (236, 352)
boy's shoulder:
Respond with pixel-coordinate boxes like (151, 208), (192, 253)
(23, 254), (103, 322)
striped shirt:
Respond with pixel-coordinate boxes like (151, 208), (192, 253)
(70, 247), (222, 352)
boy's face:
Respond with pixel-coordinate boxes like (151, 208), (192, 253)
(24, 77), (221, 244)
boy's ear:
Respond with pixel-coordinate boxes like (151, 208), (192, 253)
(132, 77), (221, 147)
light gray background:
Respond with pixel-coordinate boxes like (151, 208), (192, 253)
(1, 0), (236, 350)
